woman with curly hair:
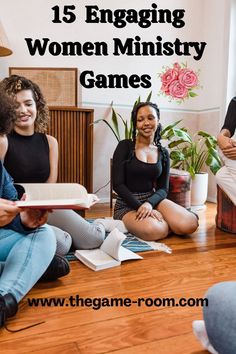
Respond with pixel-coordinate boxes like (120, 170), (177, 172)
(0, 89), (63, 328)
(112, 102), (199, 240)
(0, 75), (105, 253)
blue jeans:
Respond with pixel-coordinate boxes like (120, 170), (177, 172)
(204, 281), (236, 354)
(0, 225), (56, 302)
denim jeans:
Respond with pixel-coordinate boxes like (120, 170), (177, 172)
(48, 210), (105, 249)
(0, 225), (56, 302)
(204, 281), (236, 354)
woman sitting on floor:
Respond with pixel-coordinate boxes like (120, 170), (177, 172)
(0, 89), (64, 328)
(112, 102), (199, 241)
(216, 97), (236, 205)
(0, 75), (106, 254)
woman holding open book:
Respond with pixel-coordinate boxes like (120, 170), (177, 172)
(112, 102), (198, 240)
(0, 89), (63, 328)
(0, 75), (106, 254)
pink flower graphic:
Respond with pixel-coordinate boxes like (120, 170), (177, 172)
(161, 68), (178, 94)
(158, 63), (200, 102)
(169, 80), (188, 99)
(179, 68), (198, 88)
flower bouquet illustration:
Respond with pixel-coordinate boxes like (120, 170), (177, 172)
(158, 62), (201, 102)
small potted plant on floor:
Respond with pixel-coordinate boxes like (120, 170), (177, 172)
(161, 120), (222, 207)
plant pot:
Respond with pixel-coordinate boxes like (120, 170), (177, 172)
(191, 172), (208, 208)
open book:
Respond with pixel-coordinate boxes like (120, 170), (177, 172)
(15, 183), (98, 210)
(75, 228), (143, 271)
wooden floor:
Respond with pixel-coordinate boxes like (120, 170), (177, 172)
(1, 202), (236, 354)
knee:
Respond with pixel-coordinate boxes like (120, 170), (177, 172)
(38, 225), (57, 253)
(172, 213), (198, 235)
(90, 231), (105, 248)
(141, 221), (169, 241)
(203, 281), (236, 352)
(83, 224), (106, 249)
(204, 281), (236, 321)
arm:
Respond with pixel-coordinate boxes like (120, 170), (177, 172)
(112, 140), (142, 210)
(46, 135), (58, 183)
(217, 128), (232, 148)
(218, 99), (236, 159)
(146, 148), (170, 208)
(0, 199), (21, 227)
(0, 162), (48, 232)
(220, 98), (236, 138)
(0, 135), (8, 161)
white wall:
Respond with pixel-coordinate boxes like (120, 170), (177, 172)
(0, 0), (231, 201)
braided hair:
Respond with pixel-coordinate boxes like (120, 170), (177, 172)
(131, 102), (167, 162)
(0, 75), (49, 133)
(0, 89), (17, 135)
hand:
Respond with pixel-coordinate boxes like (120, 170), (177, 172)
(221, 146), (236, 159)
(20, 209), (49, 228)
(149, 209), (163, 222)
(136, 202), (153, 221)
(0, 198), (21, 226)
(218, 135), (234, 150)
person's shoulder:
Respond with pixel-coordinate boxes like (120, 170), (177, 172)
(114, 139), (134, 158)
(46, 134), (58, 146)
(229, 97), (236, 106)
(159, 145), (169, 155)
(117, 139), (133, 148)
(159, 145), (169, 162)
(0, 135), (8, 160)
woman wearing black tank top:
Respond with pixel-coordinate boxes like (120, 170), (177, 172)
(0, 75), (106, 253)
(112, 102), (199, 241)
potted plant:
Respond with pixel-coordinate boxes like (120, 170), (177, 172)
(161, 120), (222, 207)
(93, 96), (221, 208)
(93, 92), (152, 142)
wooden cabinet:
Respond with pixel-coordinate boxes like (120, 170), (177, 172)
(48, 107), (93, 192)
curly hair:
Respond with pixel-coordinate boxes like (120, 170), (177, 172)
(0, 89), (17, 135)
(0, 75), (50, 133)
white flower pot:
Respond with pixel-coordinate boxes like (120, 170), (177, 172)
(191, 172), (208, 208)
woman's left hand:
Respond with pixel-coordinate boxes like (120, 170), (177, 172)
(136, 202), (153, 220)
(20, 209), (49, 228)
(222, 146), (236, 159)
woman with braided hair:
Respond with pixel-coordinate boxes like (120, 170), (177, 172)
(112, 102), (198, 240)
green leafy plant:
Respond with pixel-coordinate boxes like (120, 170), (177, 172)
(161, 120), (222, 178)
(93, 92), (152, 142)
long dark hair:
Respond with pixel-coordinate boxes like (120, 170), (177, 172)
(131, 102), (167, 162)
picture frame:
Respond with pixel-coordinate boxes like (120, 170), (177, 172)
(9, 67), (78, 107)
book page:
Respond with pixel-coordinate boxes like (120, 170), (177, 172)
(15, 198), (98, 209)
(15, 183), (99, 209)
(100, 228), (126, 261)
(16, 183), (88, 200)
(75, 249), (121, 270)
(100, 228), (142, 261)
(118, 246), (143, 261)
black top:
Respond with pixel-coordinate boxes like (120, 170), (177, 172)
(4, 130), (50, 183)
(221, 97), (236, 137)
(112, 139), (170, 210)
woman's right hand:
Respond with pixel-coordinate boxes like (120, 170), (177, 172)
(0, 198), (21, 226)
(136, 202), (163, 222)
(217, 135), (234, 150)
